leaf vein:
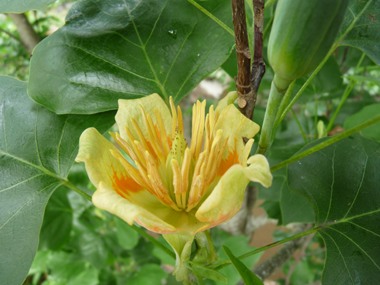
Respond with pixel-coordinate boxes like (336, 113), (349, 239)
(163, 23), (197, 87)
(0, 173), (46, 193)
(57, 116), (70, 176)
(328, 226), (380, 271)
(0, 181), (61, 231)
(62, 43), (156, 82)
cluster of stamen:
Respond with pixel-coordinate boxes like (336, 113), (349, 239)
(110, 97), (230, 212)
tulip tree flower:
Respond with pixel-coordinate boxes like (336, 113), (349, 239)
(76, 92), (272, 282)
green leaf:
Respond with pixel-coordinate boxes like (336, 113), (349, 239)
(346, 75), (380, 87)
(288, 134), (380, 284)
(47, 251), (99, 285)
(344, 104), (380, 141)
(39, 186), (73, 250)
(187, 261), (227, 284)
(284, 260), (316, 285)
(0, 76), (115, 285)
(217, 235), (262, 285)
(0, 0), (55, 13)
(280, 181), (315, 225)
(293, 56), (343, 103)
(128, 264), (168, 285)
(115, 217), (139, 250)
(70, 209), (110, 269)
(340, 0), (380, 66)
(258, 141), (314, 225)
(28, 0), (234, 114)
(222, 246), (263, 285)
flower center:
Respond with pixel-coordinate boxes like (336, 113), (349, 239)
(111, 97), (230, 212)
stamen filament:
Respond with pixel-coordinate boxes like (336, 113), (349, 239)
(154, 108), (170, 156)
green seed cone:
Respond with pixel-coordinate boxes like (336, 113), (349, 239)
(268, 0), (349, 89)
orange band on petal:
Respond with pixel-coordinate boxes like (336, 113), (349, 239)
(217, 147), (240, 176)
(111, 167), (144, 197)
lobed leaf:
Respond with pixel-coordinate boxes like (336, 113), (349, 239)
(28, 0), (234, 114)
(288, 134), (380, 284)
(0, 76), (115, 285)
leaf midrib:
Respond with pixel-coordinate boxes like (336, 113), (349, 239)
(0, 149), (64, 181)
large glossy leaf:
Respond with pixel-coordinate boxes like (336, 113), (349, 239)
(340, 0), (380, 66)
(288, 134), (380, 284)
(0, 0), (55, 13)
(28, 0), (234, 114)
(0, 76), (115, 285)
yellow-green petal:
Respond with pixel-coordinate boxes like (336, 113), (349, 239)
(215, 91), (238, 113)
(195, 165), (249, 230)
(75, 127), (126, 188)
(93, 182), (179, 234)
(76, 128), (182, 233)
(115, 94), (172, 142)
(245, 154), (273, 188)
(214, 104), (260, 162)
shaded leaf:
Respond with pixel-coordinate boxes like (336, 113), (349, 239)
(293, 56), (343, 103)
(39, 186), (73, 250)
(340, 0), (380, 66)
(0, 76), (115, 285)
(28, 0), (234, 114)
(128, 264), (168, 285)
(288, 134), (380, 284)
(216, 235), (262, 285)
(46, 251), (99, 285)
(222, 246), (263, 285)
(258, 140), (314, 225)
(115, 217), (139, 250)
(346, 74), (380, 87)
(188, 261), (227, 284)
(344, 103), (380, 141)
(0, 0), (55, 13)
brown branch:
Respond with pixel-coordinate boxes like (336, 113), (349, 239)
(231, 0), (253, 119)
(285, 233), (315, 285)
(251, 0), (266, 105)
(251, 224), (313, 281)
(7, 13), (41, 54)
(236, 223), (313, 284)
(231, 0), (266, 120)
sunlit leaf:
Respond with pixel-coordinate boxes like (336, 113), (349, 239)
(28, 0), (234, 114)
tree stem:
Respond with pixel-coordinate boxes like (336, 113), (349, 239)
(231, 0), (253, 118)
(256, 80), (284, 154)
(324, 52), (366, 135)
(270, 112), (380, 173)
(211, 226), (318, 270)
(251, 0), (266, 108)
(7, 13), (40, 54)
